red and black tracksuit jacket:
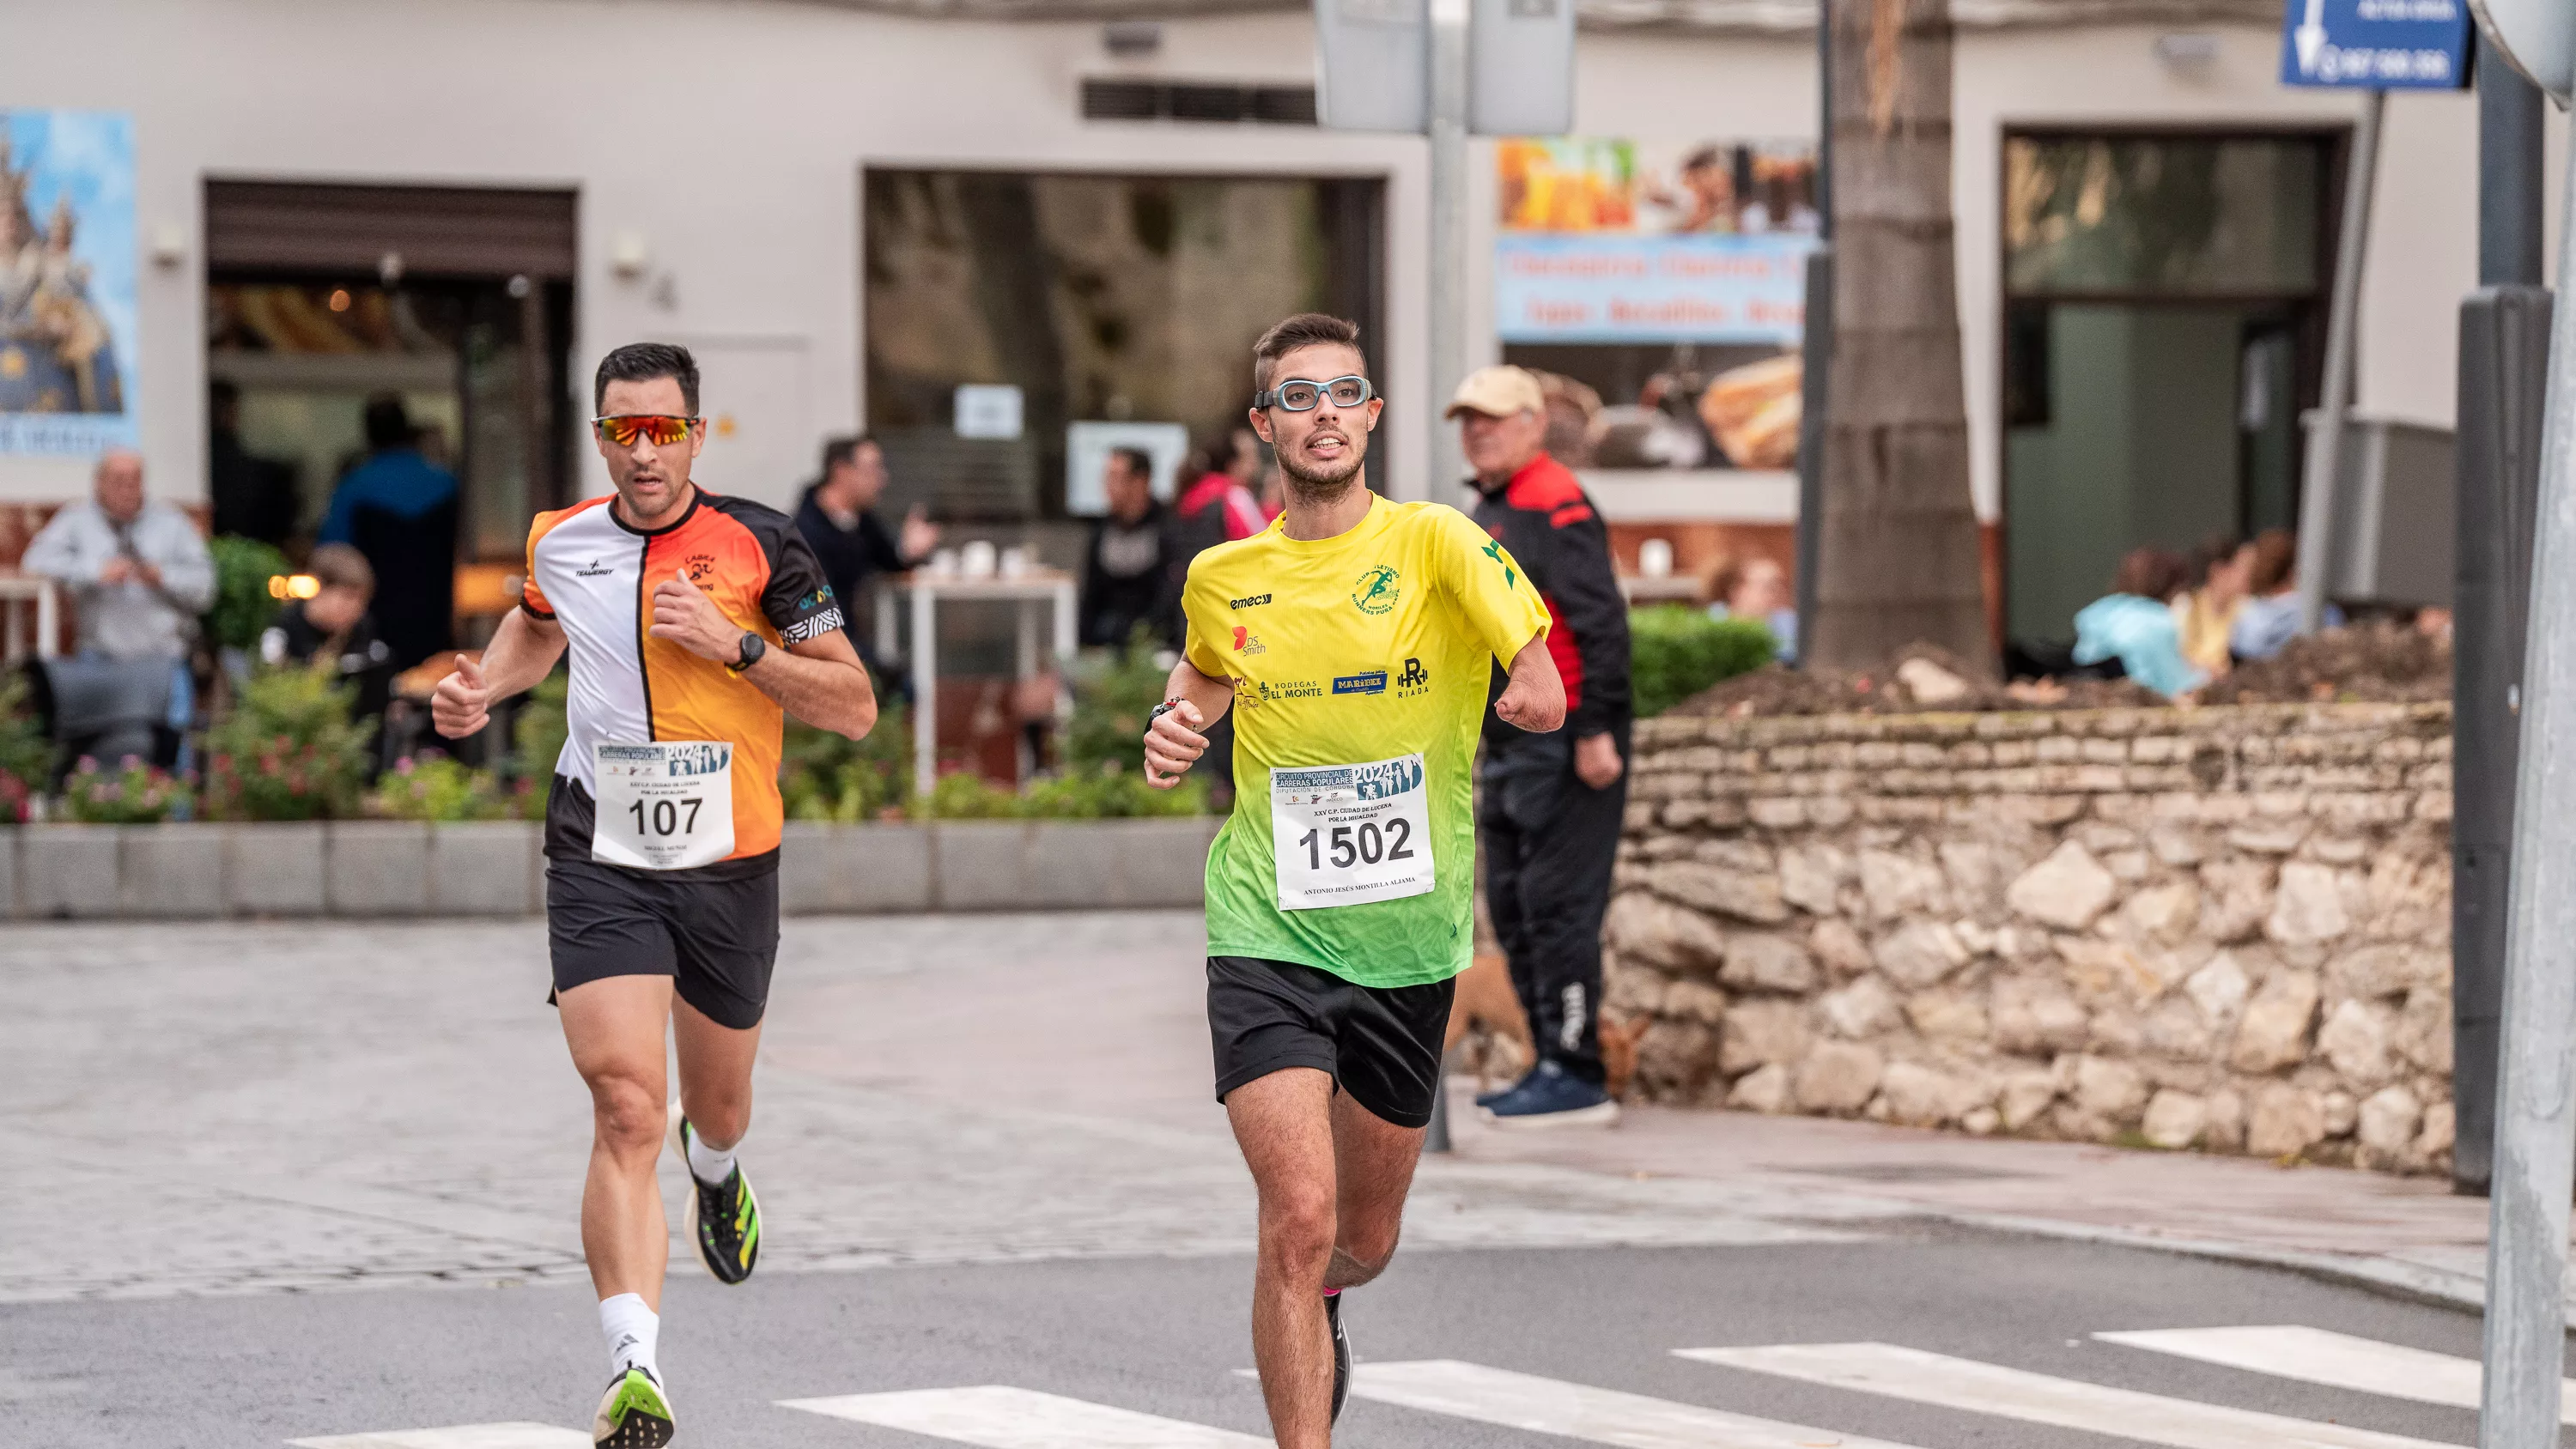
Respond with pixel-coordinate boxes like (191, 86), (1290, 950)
(1473, 454), (1631, 743)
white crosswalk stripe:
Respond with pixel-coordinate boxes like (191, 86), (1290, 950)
(1350, 1359), (1932, 1449)
(1679, 1342), (2459, 1449)
(778, 1385), (1271, 1447)
(2096, 1325), (2563, 1421)
(287, 1426), (589, 1449)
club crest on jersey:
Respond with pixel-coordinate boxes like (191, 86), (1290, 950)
(1231, 626), (1266, 655)
(1351, 565), (1400, 615)
(686, 553), (719, 582)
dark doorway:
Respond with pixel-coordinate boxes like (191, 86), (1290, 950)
(1998, 130), (2336, 645)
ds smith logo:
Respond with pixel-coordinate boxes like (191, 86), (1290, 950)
(1231, 626), (1267, 656)
(1351, 565), (1400, 615)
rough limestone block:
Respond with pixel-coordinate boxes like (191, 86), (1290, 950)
(327, 822), (433, 915)
(21, 825), (119, 918)
(433, 822), (539, 916)
(227, 823), (326, 916)
(120, 824), (225, 917)
(933, 822), (1030, 911)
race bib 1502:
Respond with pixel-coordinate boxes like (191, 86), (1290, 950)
(1270, 752), (1433, 910)
(592, 741), (735, 870)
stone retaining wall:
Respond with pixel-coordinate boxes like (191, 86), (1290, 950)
(1602, 702), (2456, 1173)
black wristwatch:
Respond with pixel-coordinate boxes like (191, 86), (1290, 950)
(1148, 698), (1183, 728)
(727, 632), (766, 673)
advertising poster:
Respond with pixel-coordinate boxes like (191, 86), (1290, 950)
(1495, 137), (1818, 471)
(0, 110), (137, 456)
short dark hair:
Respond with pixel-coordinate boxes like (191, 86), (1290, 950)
(306, 542), (375, 597)
(361, 392), (412, 451)
(1109, 446), (1154, 482)
(593, 342), (700, 415)
(1252, 313), (1363, 392)
(2112, 547), (2191, 603)
(819, 433), (876, 474)
(2249, 528), (2298, 594)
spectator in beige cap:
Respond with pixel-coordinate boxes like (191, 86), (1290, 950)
(1449, 363), (1635, 1128)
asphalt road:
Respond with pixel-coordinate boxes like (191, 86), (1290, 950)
(1, 1228), (2520, 1447)
(0, 913), (2558, 1448)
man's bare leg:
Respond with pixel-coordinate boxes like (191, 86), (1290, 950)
(560, 975), (676, 1307)
(1325, 1087), (1427, 1289)
(672, 996), (762, 1155)
(1227, 1068), (1340, 1449)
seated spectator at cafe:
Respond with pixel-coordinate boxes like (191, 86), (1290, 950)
(2074, 547), (2204, 699)
(2177, 535), (2256, 677)
(1078, 446), (1179, 651)
(1704, 554), (1798, 662)
(2229, 528), (2341, 662)
(319, 393), (458, 670)
(260, 542), (396, 717)
(25, 449), (215, 665)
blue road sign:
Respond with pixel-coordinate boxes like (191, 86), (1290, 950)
(2280, 0), (2472, 88)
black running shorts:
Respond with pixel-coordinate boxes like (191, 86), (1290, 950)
(1207, 955), (1457, 1129)
(546, 854), (781, 1030)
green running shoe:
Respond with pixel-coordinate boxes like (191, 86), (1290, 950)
(592, 1364), (674, 1449)
(678, 1116), (761, 1284)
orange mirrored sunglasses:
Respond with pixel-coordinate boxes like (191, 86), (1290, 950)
(592, 414), (700, 447)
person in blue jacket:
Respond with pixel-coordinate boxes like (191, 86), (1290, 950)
(319, 394), (458, 670)
(2073, 547), (2207, 699)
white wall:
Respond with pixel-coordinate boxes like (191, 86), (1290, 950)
(2, 0), (2541, 526)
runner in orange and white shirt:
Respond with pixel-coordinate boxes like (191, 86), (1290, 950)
(433, 342), (876, 1449)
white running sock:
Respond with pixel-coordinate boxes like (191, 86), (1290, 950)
(599, 1293), (659, 1379)
(685, 1126), (738, 1189)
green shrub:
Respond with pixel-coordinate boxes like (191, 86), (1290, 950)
(914, 768), (1024, 819)
(1627, 607), (1777, 718)
(371, 755), (517, 822)
(1061, 627), (1175, 774)
(0, 673), (52, 813)
(205, 537), (294, 652)
(1019, 761), (1209, 818)
(58, 756), (189, 823)
(204, 666), (371, 820)
(513, 670), (570, 787)
(779, 688), (912, 824)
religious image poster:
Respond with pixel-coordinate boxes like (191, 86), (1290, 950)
(0, 110), (137, 455)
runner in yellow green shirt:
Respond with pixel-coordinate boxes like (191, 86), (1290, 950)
(1142, 312), (1564, 1447)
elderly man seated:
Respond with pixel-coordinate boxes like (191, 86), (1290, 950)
(21, 450), (214, 768)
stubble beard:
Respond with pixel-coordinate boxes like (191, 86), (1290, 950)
(1279, 442), (1367, 507)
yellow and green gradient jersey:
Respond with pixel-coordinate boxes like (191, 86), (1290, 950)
(1182, 494), (1549, 988)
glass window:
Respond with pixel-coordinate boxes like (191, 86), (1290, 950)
(864, 170), (1382, 518)
(2004, 135), (2324, 297)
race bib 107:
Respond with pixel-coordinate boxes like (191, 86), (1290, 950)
(592, 741), (736, 870)
(1270, 752), (1434, 910)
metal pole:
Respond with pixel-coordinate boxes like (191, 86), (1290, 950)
(2293, 89), (2385, 634)
(2451, 33), (2551, 1197)
(1792, 0), (1832, 660)
(2477, 130), (2576, 1449)
(1426, 0), (1470, 501)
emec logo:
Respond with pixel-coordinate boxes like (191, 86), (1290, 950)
(1351, 565), (1400, 615)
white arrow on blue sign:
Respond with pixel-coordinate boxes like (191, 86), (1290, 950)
(2281, 0), (2474, 88)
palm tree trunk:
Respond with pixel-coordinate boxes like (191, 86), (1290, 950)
(1809, 0), (1991, 674)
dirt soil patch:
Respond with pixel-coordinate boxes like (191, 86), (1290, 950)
(1670, 623), (2451, 718)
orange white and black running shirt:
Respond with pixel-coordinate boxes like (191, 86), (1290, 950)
(520, 488), (844, 872)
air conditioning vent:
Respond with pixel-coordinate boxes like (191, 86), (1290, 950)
(1081, 79), (1318, 125)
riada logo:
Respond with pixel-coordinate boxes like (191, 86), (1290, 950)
(1351, 565), (1400, 615)
(1231, 625), (1266, 655)
(1396, 657), (1430, 696)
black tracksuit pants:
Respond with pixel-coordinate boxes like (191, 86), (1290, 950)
(1477, 719), (1629, 1088)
